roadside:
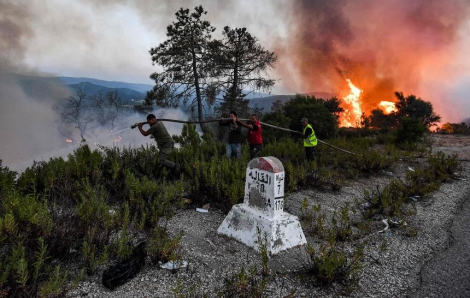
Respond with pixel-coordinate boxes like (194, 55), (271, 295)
(67, 134), (470, 297)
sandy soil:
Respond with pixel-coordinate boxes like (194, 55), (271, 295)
(68, 134), (470, 298)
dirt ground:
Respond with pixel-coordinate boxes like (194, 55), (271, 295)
(68, 134), (470, 298)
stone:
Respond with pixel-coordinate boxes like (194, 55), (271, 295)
(217, 156), (307, 255)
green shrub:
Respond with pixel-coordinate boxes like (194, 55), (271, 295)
(0, 162), (16, 199)
(217, 266), (267, 298)
(303, 243), (363, 288)
(147, 226), (183, 264)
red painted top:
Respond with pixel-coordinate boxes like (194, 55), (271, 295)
(248, 156), (283, 173)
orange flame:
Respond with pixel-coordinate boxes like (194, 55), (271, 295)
(378, 101), (397, 114)
(340, 79), (363, 127)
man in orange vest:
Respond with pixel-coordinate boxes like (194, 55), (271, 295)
(238, 113), (263, 159)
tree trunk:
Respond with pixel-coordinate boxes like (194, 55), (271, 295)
(191, 47), (208, 134)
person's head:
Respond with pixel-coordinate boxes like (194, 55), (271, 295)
(229, 111), (237, 119)
(147, 114), (157, 125)
(250, 113), (258, 122)
(300, 117), (308, 127)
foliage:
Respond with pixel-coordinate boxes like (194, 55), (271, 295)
(146, 5), (216, 126)
(0, 161), (16, 200)
(263, 95), (338, 141)
(395, 117), (427, 145)
(361, 152), (461, 217)
(303, 243), (363, 288)
(147, 226), (183, 264)
(438, 122), (470, 134)
(218, 266), (267, 298)
(212, 26), (277, 117)
(394, 92), (441, 128)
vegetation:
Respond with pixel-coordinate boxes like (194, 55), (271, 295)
(146, 6), (277, 126)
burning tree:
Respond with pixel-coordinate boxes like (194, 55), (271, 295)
(146, 6), (215, 132)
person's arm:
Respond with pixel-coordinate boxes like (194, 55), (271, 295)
(138, 122), (152, 136)
(303, 127), (313, 139)
(237, 120), (255, 130)
(219, 118), (229, 126)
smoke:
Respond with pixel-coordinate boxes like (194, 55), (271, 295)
(0, 1), (73, 170)
(275, 0), (470, 121)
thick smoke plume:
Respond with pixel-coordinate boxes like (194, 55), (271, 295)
(276, 0), (470, 120)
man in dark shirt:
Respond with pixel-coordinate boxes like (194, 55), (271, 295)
(137, 114), (180, 175)
(218, 111), (242, 159)
(237, 113), (263, 159)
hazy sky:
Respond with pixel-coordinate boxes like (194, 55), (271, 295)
(2, 0), (470, 120)
(2, 0), (470, 171)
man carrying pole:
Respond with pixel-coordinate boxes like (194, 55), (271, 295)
(237, 113), (263, 160)
(136, 114), (181, 176)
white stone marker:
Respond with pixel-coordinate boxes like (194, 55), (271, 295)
(217, 156), (307, 254)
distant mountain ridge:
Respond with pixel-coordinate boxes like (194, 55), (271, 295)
(67, 82), (146, 104)
(4, 73), (337, 112)
(58, 77), (153, 93)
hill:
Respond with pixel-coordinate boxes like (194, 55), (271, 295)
(67, 82), (146, 104)
(59, 76), (153, 93)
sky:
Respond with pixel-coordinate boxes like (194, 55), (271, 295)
(4, 0), (470, 119)
(1, 0), (470, 170)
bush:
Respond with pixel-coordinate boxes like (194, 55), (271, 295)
(147, 226), (183, 264)
(303, 243), (363, 289)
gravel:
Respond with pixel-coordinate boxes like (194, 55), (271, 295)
(67, 135), (470, 297)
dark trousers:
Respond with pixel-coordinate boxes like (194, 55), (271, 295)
(249, 144), (263, 159)
(305, 146), (316, 161)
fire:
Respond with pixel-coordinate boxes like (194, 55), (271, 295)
(340, 79), (363, 127)
(378, 101), (397, 114)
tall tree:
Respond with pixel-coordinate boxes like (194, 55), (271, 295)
(212, 27), (277, 116)
(393, 92), (441, 128)
(146, 6), (215, 131)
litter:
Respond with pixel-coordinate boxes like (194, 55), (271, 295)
(380, 170), (394, 176)
(378, 219), (389, 233)
(409, 196), (420, 202)
(160, 260), (188, 270)
(196, 208), (209, 213)
(407, 167), (415, 172)
(360, 202), (371, 210)
(202, 203), (210, 210)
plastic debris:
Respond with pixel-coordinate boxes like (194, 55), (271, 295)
(102, 242), (146, 290)
(196, 208), (208, 213)
(183, 198), (192, 204)
(409, 196), (420, 202)
(160, 260), (188, 270)
(380, 170), (394, 176)
(202, 203), (210, 210)
(378, 219), (389, 233)
(407, 167), (415, 172)
(360, 202), (371, 210)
